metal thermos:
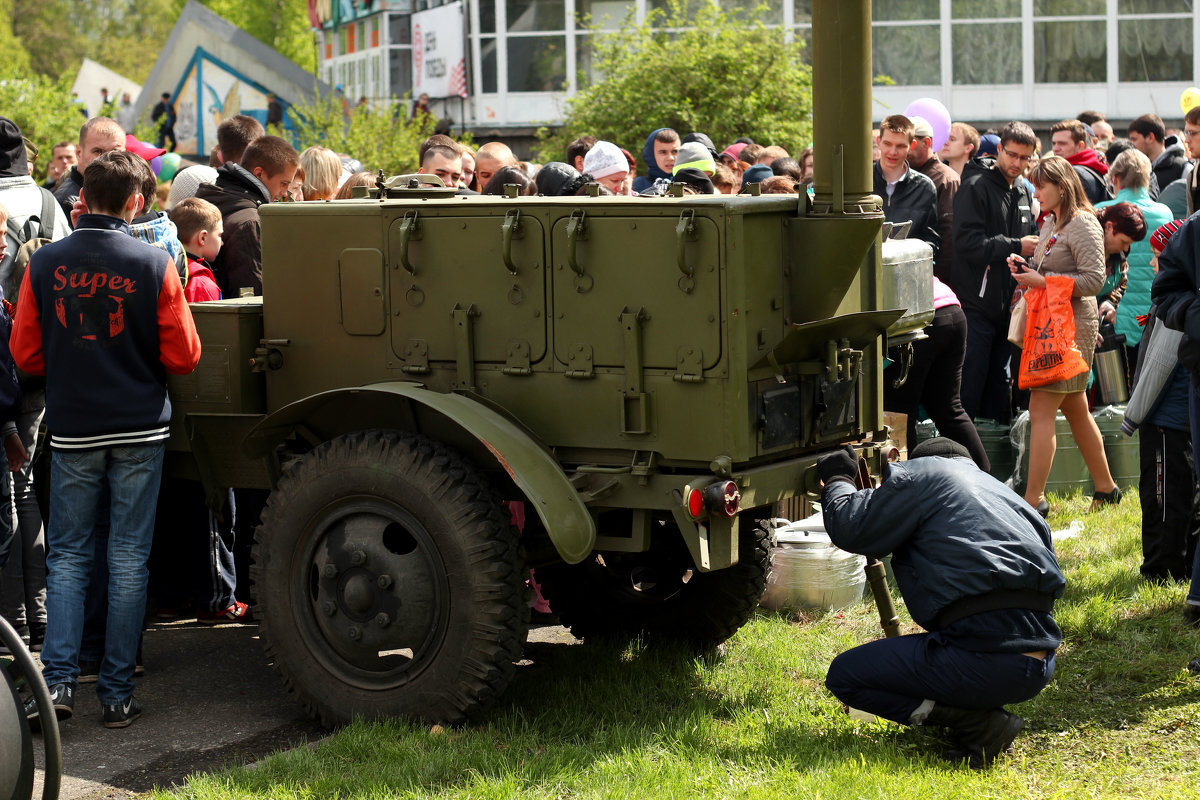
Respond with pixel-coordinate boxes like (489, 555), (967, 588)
(1094, 323), (1129, 405)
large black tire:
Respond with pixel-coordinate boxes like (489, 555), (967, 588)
(252, 431), (528, 727)
(537, 515), (771, 651)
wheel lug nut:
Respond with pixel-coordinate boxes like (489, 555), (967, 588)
(321, 601), (337, 616)
(322, 563), (337, 578)
(347, 626), (362, 641)
(377, 574), (393, 589)
(375, 612), (391, 627)
(351, 550), (367, 565)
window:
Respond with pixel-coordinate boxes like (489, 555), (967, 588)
(952, 22), (1021, 84)
(1035, 20), (1106, 82)
(1119, 18), (1193, 81)
(507, 35), (566, 90)
(479, 0), (496, 33)
(480, 37), (498, 92)
(389, 13), (412, 44)
(952, 0), (1019, 16)
(1118, 0), (1193, 11)
(873, 24), (939, 85)
(507, 0), (565, 31)
(1034, 0), (1104, 13)
(718, 0), (784, 25)
(389, 49), (413, 97)
(576, 0), (627, 31)
(873, 0), (937, 21)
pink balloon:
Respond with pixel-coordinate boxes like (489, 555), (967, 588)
(149, 154), (163, 177)
(904, 98), (952, 152)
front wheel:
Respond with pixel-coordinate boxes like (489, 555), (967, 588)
(252, 431), (527, 727)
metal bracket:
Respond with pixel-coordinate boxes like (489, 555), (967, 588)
(566, 210), (592, 292)
(676, 209), (697, 293)
(503, 339), (532, 376)
(401, 339), (430, 374)
(619, 307), (650, 435)
(398, 210), (420, 275)
(891, 342), (914, 389)
(451, 304), (478, 391)
(565, 343), (594, 378)
(674, 346), (704, 383)
(501, 209), (523, 276)
(249, 338), (289, 373)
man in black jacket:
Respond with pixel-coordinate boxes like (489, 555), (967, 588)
(53, 117), (126, 225)
(1130, 113), (1187, 196)
(818, 437), (1064, 768)
(950, 121), (1040, 423)
(873, 114), (939, 263)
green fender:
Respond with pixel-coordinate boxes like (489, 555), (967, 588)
(243, 382), (597, 564)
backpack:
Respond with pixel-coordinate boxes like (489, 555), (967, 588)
(1, 186), (57, 303)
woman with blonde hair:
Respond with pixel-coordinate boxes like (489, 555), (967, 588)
(299, 146), (343, 201)
(1007, 155), (1120, 516)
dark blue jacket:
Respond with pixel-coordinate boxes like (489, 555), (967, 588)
(1151, 211), (1200, 384)
(11, 214), (201, 450)
(632, 128), (675, 194)
(822, 457), (1065, 640)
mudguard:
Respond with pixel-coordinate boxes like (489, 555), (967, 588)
(244, 382), (597, 564)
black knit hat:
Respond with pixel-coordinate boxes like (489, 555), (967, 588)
(0, 117), (29, 178)
(909, 436), (971, 461)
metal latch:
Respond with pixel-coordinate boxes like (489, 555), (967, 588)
(249, 338), (289, 372)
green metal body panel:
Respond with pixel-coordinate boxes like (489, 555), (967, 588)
(164, 0), (924, 571)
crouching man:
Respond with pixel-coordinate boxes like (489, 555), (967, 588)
(817, 437), (1064, 768)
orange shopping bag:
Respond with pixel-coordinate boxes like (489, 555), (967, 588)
(1018, 274), (1089, 389)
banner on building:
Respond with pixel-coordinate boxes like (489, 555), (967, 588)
(412, 2), (468, 98)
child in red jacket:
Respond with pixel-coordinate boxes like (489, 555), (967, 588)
(168, 197), (222, 302)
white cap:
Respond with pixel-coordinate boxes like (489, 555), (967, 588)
(166, 165), (219, 209)
(582, 141), (628, 180)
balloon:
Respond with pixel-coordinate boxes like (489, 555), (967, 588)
(904, 97), (952, 152)
(149, 154), (163, 177)
(159, 152), (181, 182)
(1181, 87), (1200, 114)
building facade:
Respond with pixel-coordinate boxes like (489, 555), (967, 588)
(310, 0), (1199, 130)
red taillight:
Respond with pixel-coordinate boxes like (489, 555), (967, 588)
(704, 480), (740, 518)
(682, 480), (740, 519)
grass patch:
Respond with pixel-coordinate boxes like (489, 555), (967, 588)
(157, 492), (1200, 799)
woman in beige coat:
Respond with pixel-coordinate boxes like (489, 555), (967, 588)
(1007, 155), (1121, 516)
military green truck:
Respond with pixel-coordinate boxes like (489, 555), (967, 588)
(165, 0), (932, 728)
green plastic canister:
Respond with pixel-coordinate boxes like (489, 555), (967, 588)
(1011, 410), (1092, 496)
(1093, 405), (1139, 492)
(973, 418), (1015, 484)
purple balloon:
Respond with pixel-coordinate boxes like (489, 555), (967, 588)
(150, 154), (163, 177)
(904, 98), (952, 152)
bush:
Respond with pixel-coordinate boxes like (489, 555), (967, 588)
(537, 0), (812, 170)
(0, 68), (88, 183)
(286, 91), (441, 176)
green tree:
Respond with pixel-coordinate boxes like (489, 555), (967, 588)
(0, 66), (90, 182)
(537, 1), (812, 168)
(205, 0), (317, 74)
(286, 93), (437, 176)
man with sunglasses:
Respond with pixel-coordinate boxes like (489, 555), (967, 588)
(949, 121), (1040, 424)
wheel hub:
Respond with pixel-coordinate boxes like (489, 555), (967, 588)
(307, 507), (444, 673)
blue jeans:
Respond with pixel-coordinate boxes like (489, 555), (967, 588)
(41, 443), (164, 705)
(1188, 385), (1200, 608)
(959, 310), (1015, 424)
(825, 632), (1056, 725)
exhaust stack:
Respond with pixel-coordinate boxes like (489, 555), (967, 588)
(810, 0), (876, 217)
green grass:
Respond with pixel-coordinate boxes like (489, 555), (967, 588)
(157, 492), (1200, 799)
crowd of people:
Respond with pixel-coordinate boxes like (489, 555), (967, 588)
(1, 103), (1200, 749)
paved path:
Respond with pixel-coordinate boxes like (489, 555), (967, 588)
(17, 621), (575, 799)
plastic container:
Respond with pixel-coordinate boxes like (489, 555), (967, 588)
(1009, 410), (1092, 496)
(1093, 404), (1139, 492)
(973, 418), (1015, 484)
(761, 517), (867, 612)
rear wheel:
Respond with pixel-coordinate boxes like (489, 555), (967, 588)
(537, 515), (770, 651)
(252, 430), (527, 727)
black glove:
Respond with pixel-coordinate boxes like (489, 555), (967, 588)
(817, 445), (858, 486)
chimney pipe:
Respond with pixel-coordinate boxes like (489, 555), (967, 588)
(810, 0), (876, 216)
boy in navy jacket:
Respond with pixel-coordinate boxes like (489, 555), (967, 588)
(11, 150), (201, 729)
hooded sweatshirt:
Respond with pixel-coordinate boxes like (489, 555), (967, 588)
(1152, 135), (1188, 194)
(632, 128), (676, 194)
(195, 163), (271, 297)
(1065, 148), (1111, 206)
